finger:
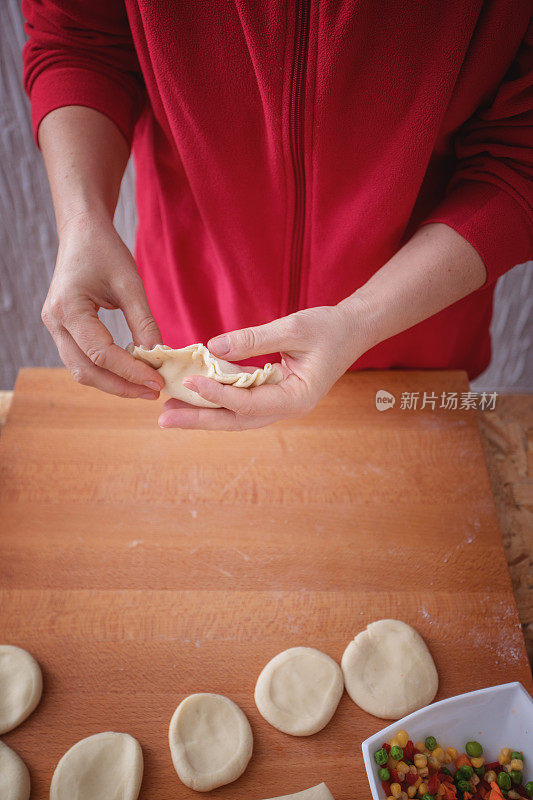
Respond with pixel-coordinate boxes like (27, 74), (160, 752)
(179, 374), (307, 418)
(52, 326), (160, 399)
(207, 315), (301, 360)
(158, 405), (282, 431)
(120, 283), (163, 348)
(63, 301), (164, 391)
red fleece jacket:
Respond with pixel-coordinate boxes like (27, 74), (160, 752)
(22, 1), (533, 378)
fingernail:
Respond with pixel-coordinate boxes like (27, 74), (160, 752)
(209, 334), (229, 355)
(140, 391), (158, 400)
(144, 380), (162, 391)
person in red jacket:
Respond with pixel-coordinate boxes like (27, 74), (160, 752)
(22, 2), (532, 431)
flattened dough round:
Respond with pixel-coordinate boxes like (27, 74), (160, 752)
(169, 693), (253, 791)
(255, 647), (344, 736)
(0, 741), (31, 800)
(0, 644), (43, 734)
(341, 619), (438, 719)
(262, 783), (334, 800)
(50, 732), (143, 800)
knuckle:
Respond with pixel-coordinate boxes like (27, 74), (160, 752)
(237, 392), (256, 417)
(85, 345), (108, 368)
(71, 367), (89, 385)
(136, 314), (158, 334)
(237, 327), (257, 352)
(283, 314), (303, 341)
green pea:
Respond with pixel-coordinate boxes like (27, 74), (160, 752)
(511, 751), (523, 761)
(509, 771), (522, 785)
(457, 780), (473, 794)
(425, 736), (437, 751)
(457, 766), (474, 780)
(374, 748), (389, 765)
(466, 741), (483, 758)
(440, 767), (452, 776)
(474, 766), (485, 778)
(497, 772), (512, 792)
(379, 768), (391, 781)
(390, 745), (404, 761)
(422, 794), (435, 800)
(524, 781), (533, 797)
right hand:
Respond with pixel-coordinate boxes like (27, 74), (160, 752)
(41, 212), (165, 399)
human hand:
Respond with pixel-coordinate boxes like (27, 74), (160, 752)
(41, 212), (165, 399)
(158, 303), (368, 431)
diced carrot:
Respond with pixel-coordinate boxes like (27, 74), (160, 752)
(463, 793), (473, 800)
(456, 754), (473, 769)
(487, 783), (505, 800)
(441, 783), (458, 800)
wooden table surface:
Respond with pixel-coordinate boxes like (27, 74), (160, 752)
(0, 368), (531, 800)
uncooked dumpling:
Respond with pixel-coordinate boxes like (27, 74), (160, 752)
(262, 783), (335, 800)
(341, 619), (438, 719)
(50, 732), (143, 800)
(169, 693), (253, 791)
(254, 647), (344, 736)
(0, 741), (31, 800)
(128, 342), (283, 408)
(0, 644), (43, 734)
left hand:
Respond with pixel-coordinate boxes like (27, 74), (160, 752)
(158, 303), (367, 431)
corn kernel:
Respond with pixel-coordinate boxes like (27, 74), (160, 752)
(390, 737), (401, 748)
(418, 767), (429, 778)
(414, 754), (427, 768)
(398, 762), (410, 775)
(398, 772), (406, 783)
(429, 756), (440, 770)
(446, 747), (458, 760)
(499, 748), (511, 765)
(407, 787), (417, 798)
(396, 730), (409, 748)
(437, 786), (446, 798)
(418, 784), (428, 797)
(387, 796), (395, 800)
(433, 747), (445, 762)
(416, 742), (426, 753)
(409, 765), (417, 775)
(471, 775), (480, 786)
(400, 793), (408, 800)
(388, 758), (399, 770)
(471, 757), (484, 769)
(391, 783), (402, 798)
(508, 792), (520, 800)
(414, 778), (422, 789)
(444, 754), (452, 765)
(485, 771), (497, 784)
(510, 759), (523, 772)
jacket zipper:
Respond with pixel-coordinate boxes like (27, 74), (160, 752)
(287, 0), (311, 314)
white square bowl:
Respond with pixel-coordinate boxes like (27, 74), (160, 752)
(362, 682), (533, 800)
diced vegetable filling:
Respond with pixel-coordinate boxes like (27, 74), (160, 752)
(374, 731), (532, 800)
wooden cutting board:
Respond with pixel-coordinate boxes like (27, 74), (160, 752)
(1, 368), (531, 800)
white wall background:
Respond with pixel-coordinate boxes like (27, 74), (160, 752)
(1, 0), (531, 391)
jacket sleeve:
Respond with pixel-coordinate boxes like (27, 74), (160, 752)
(22, 0), (146, 147)
(422, 19), (533, 285)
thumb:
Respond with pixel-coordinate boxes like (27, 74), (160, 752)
(121, 284), (162, 349)
(208, 315), (300, 360)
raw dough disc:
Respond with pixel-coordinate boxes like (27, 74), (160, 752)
(50, 732), (143, 800)
(0, 741), (31, 800)
(341, 619), (438, 719)
(169, 693), (253, 791)
(0, 644), (43, 734)
(263, 784), (334, 800)
(254, 647), (344, 736)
